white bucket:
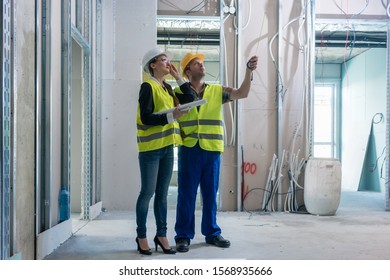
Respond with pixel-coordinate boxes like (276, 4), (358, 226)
(304, 158), (342, 215)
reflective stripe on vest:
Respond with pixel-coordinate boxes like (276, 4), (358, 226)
(136, 80), (182, 152)
(175, 84), (224, 152)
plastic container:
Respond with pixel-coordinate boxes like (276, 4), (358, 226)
(304, 158), (341, 216)
(59, 186), (70, 222)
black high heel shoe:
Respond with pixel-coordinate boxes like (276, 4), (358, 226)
(154, 236), (176, 254)
(136, 238), (152, 255)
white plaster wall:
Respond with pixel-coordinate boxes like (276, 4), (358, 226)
(101, 0), (156, 210)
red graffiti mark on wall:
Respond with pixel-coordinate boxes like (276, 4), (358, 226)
(243, 162), (257, 174)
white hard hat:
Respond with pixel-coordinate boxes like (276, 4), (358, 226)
(142, 47), (172, 73)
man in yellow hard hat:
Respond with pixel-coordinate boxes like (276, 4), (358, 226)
(174, 52), (258, 253)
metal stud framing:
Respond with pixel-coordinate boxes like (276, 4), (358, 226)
(1, 0), (11, 260)
(95, 0), (102, 203)
(83, 0), (92, 220)
(72, 0), (93, 220)
(61, 0), (72, 208)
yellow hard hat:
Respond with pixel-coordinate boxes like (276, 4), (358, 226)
(180, 52), (205, 77)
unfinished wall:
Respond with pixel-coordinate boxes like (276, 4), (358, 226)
(101, 0), (156, 210)
(100, 0), (225, 210)
(221, 0), (309, 212)
(342, 48), (387, 191)
(100, 0), (389, 211)
(13, 0), (36, 260)
(315, 0), (388, 194)
(99, 0), (310, 211)
(222, 0), (389, 211)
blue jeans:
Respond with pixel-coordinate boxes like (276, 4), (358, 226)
(136, 145), (174, 238)
(175, 143), (221, 241)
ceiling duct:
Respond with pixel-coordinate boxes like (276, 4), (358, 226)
(157, 16), (220, 46)
(315, 21), (387, 63)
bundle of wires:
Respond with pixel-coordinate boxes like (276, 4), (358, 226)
(262, 151), (285, 212)
(284, 150), (306, 212)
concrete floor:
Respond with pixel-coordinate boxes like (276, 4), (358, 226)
(44, 190), (390, 260)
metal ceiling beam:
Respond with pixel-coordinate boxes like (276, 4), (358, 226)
(157, 39), (220, 46)
(315, 42), (386, 48)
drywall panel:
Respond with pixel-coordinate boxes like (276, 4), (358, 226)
(231, 0), (308, 211)
(315, 64), (342, 80)
(101, 0), (156, 210)
(14, 0), (36, 260)
(342, 48), (387, 191)
(316, 0), (388, 19)
(315, 1), (388, 194)
(234, 0), (388, 211)
(36, 219), (72, 260)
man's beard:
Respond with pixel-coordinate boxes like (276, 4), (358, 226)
(193, 71), (205, 80)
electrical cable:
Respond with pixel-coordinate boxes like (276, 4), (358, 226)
(332, 0), (370, 18)
(380, 151), (387, 180)
(268, 14), (305, 105)
(284, 150), (306, 212)
(267, 0), (310, 212)
(243, 187), (304, 214)
(255, 16), (266, 56)
(283, 2), (308, 203)
(262, 154), (277, 211)
(268, 157), (279, 212)
(160, 0), (182, 10)
(287, 0), (307, 156)
(370, 113), (385, 175)
(388, 2), (390, 17)
(272, 150), (285, 212)
(375, 146), (387, 178)
(241, 145), (245, 211)
(186, 0), (208, 14)
(241, 0), (252, 31)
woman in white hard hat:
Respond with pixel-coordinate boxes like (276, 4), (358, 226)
(135, 47), (187, 255)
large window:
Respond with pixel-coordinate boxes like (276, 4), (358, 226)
(313, 83), (340, 159)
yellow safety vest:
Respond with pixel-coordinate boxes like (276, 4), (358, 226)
(175, 84), (224, 152)
(136, 80), (182, 152)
